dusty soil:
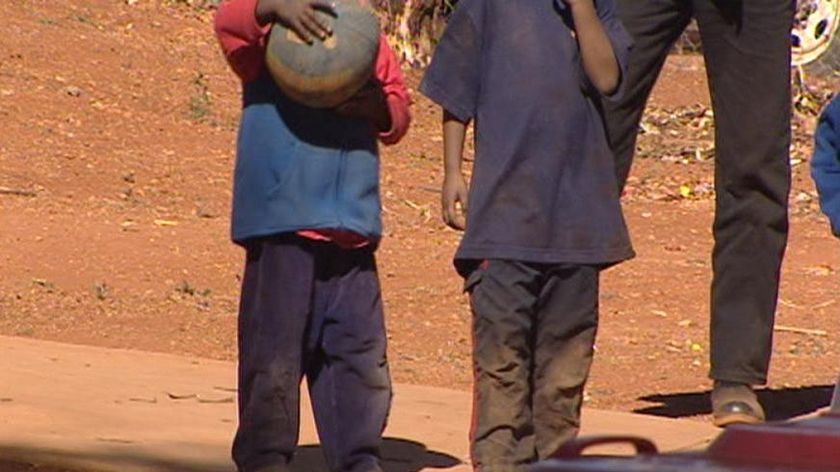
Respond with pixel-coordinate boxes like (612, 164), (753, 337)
(0, 0), (838, 427)
(0, 464), (71, 472)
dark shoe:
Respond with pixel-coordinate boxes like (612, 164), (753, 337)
(711, 381), (765, 427)
(253, 465), (291, 472)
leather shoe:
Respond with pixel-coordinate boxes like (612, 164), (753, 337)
(711, 381), (765, 427)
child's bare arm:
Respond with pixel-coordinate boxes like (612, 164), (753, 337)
(442, 110), (470, 231)
(566, 0), (620, 95)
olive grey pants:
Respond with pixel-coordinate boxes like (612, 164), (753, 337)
(466, 260), (599, 472)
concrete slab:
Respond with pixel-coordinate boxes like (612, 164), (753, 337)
(0, 336), (719, 471)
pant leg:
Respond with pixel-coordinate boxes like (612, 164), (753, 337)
(694, 0), (794, 385)
(468, 260), (542, 472)
(604, 0), (693, 190)
(232, 236), (316, 472)
(306, 244), (392, 472)
(532, 266), (600, 460)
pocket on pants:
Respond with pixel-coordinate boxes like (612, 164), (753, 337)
(463, 259), (488, 294)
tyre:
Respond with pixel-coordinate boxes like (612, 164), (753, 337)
(792, 0), (840, 77)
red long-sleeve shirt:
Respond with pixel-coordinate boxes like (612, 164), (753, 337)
(213, 0), (411, 145)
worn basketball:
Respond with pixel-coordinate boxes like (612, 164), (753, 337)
(265, 0), (381, 108)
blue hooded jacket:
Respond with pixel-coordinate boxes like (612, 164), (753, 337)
(811, 95), (840, 236)
(231, 73), (382, 244)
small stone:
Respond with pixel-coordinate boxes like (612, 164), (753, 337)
(64, 86), (82, 97)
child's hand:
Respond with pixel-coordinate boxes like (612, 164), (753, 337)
(334, 81), (391, 131)
(256, 0), (335, 44)
(442, 173), (468, 231)
(562, 0), (595, 10)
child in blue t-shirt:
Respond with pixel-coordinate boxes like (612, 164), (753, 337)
(420, 0), (633, 469)
(811, 94), (840, 235)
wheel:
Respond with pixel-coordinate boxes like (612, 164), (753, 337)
(792, 0), (840, 76)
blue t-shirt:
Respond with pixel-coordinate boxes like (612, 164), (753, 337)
(420, 0), (635, 274)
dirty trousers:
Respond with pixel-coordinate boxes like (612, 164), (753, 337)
(467, 260), (599, 472)
(232, 235), (391, 472)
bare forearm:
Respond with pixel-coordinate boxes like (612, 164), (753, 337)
(569, 1), (619, 95)
(443, 110), (468, 176)
(441, 109), (470, 230)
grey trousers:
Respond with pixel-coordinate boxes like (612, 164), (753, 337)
(467, 260), (599, 472)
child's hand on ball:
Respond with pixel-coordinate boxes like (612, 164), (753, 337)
(257, 0), (335, 44)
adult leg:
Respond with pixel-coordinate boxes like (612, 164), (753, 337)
(469, 260), (541, 472)
(695, 0), (794, 385)
(694, 0), (794, 423)
(232, 236), (315, 472)
(532, 266), (600, 460)
(306, 245), (392, 472)
(604, 0), (693, 190)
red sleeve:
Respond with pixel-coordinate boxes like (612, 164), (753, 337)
(214, 0), (270, 83)
(374, 35), (412, 146)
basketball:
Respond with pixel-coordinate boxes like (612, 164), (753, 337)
(264, 0), (381, 108)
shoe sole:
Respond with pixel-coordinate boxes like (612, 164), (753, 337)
(713, 412), (764, 428)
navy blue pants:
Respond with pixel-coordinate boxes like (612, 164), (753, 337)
(232, 235), (392, 472)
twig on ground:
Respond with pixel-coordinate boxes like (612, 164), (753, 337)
(416, 185), (442, 194)
(0, 186), (36, 197)
(779, 299), (804, 309)
(774, 325), (828, 337)
(811, 300), (836, 310)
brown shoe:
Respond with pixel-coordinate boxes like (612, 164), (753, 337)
(711, 381), (765, 427)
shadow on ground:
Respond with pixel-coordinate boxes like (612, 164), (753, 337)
(634, 384), (834, 421)
(293, 437), (463, 472)
(0, 437), (462, 472)
(0, 459), (77, 472)
(0, 443), (229, 472)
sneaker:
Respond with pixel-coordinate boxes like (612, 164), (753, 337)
(711, 381), (765, 427)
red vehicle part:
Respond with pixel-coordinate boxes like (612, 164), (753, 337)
(532, 380), (840, 472)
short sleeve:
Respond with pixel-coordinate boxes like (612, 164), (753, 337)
(596, 0), (634, 101)
(418, 2), (482, 122)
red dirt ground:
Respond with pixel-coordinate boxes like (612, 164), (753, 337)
(0, 0), (838, 434)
